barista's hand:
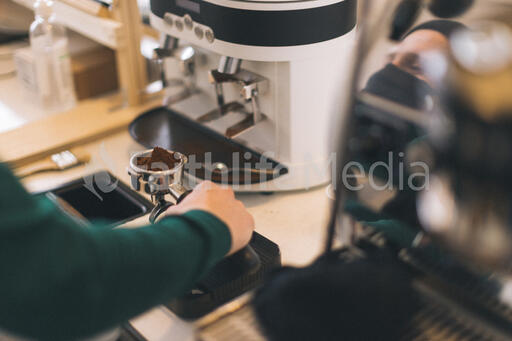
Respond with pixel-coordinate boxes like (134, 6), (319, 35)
(164, 181), (255, 255)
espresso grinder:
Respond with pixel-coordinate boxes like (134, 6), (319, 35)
(129, 0), (358, 192)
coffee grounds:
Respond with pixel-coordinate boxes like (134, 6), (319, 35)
(136, 147), (180, 171)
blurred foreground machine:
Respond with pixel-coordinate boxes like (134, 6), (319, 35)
(326, 1), (512, 340)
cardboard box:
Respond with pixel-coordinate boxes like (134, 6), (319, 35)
(71, 47), (118, 100)
(14, 45), (118, 101)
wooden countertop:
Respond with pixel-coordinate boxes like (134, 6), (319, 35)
(0, 93), (162, 168)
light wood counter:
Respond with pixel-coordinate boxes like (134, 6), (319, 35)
(17, 129), (332, 341)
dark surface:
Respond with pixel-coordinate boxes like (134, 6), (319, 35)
(254, 245), (420, 341)
(254, 236), (512, 341)
(44, 171), (153, 226)
(129, 107), (288, 185)
(166, 232), (281, 319)
(0, 33), (27, 44)
(428, 0), (474, 18)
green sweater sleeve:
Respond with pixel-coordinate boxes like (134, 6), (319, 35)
(0, 164), (231, 341)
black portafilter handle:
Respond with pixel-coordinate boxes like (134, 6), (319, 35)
(150, 189), (261, 275)
(149, 199), (175, 224)
(149, 185), (193, 224)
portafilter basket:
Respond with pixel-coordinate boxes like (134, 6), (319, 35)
(128, 149), (190, 223)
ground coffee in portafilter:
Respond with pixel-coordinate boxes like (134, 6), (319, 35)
(136, 147), (180, 171)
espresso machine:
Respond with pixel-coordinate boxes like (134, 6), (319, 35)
(130, 0), (358, 192)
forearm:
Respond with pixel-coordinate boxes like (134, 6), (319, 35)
(0, 204), (230, 340)
(0, 165), (230, 340)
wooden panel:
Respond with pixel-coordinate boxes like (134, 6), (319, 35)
(53, 1), (122, 49)
(10, 0), (148, 106)
(11, 0), (122, 49)
(112, 0), (148, 106)
(0, 94), (162, 168)
(59, 0), (111, 18)
(71, 47), (119, 100)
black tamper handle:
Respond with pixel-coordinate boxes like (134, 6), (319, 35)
(177, 190), (261, 274)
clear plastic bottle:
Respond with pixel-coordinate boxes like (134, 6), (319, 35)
(29, 0), (76, 112)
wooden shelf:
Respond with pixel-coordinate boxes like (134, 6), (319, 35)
(0, 93), (162, 168)
(11, 0), (149, 106)
(11, 0), (122, 49)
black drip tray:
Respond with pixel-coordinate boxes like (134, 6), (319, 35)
(129, 107), (288, 185)
(166, 232), (281, 319)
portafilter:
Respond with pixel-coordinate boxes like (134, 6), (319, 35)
(128, 148), (261, 273)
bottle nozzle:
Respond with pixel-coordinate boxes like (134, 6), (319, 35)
(34, 0), (54, 19)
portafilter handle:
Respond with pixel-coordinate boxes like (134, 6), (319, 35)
(149, 200), (175, 224)
(148, 183), (192, 224)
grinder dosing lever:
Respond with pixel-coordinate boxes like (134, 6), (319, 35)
(198, 56), (268, 138)
(152, 35), (197, 105)
(128, 148), (261, 274)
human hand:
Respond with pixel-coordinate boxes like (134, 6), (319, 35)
(164, 181), (255, 254)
